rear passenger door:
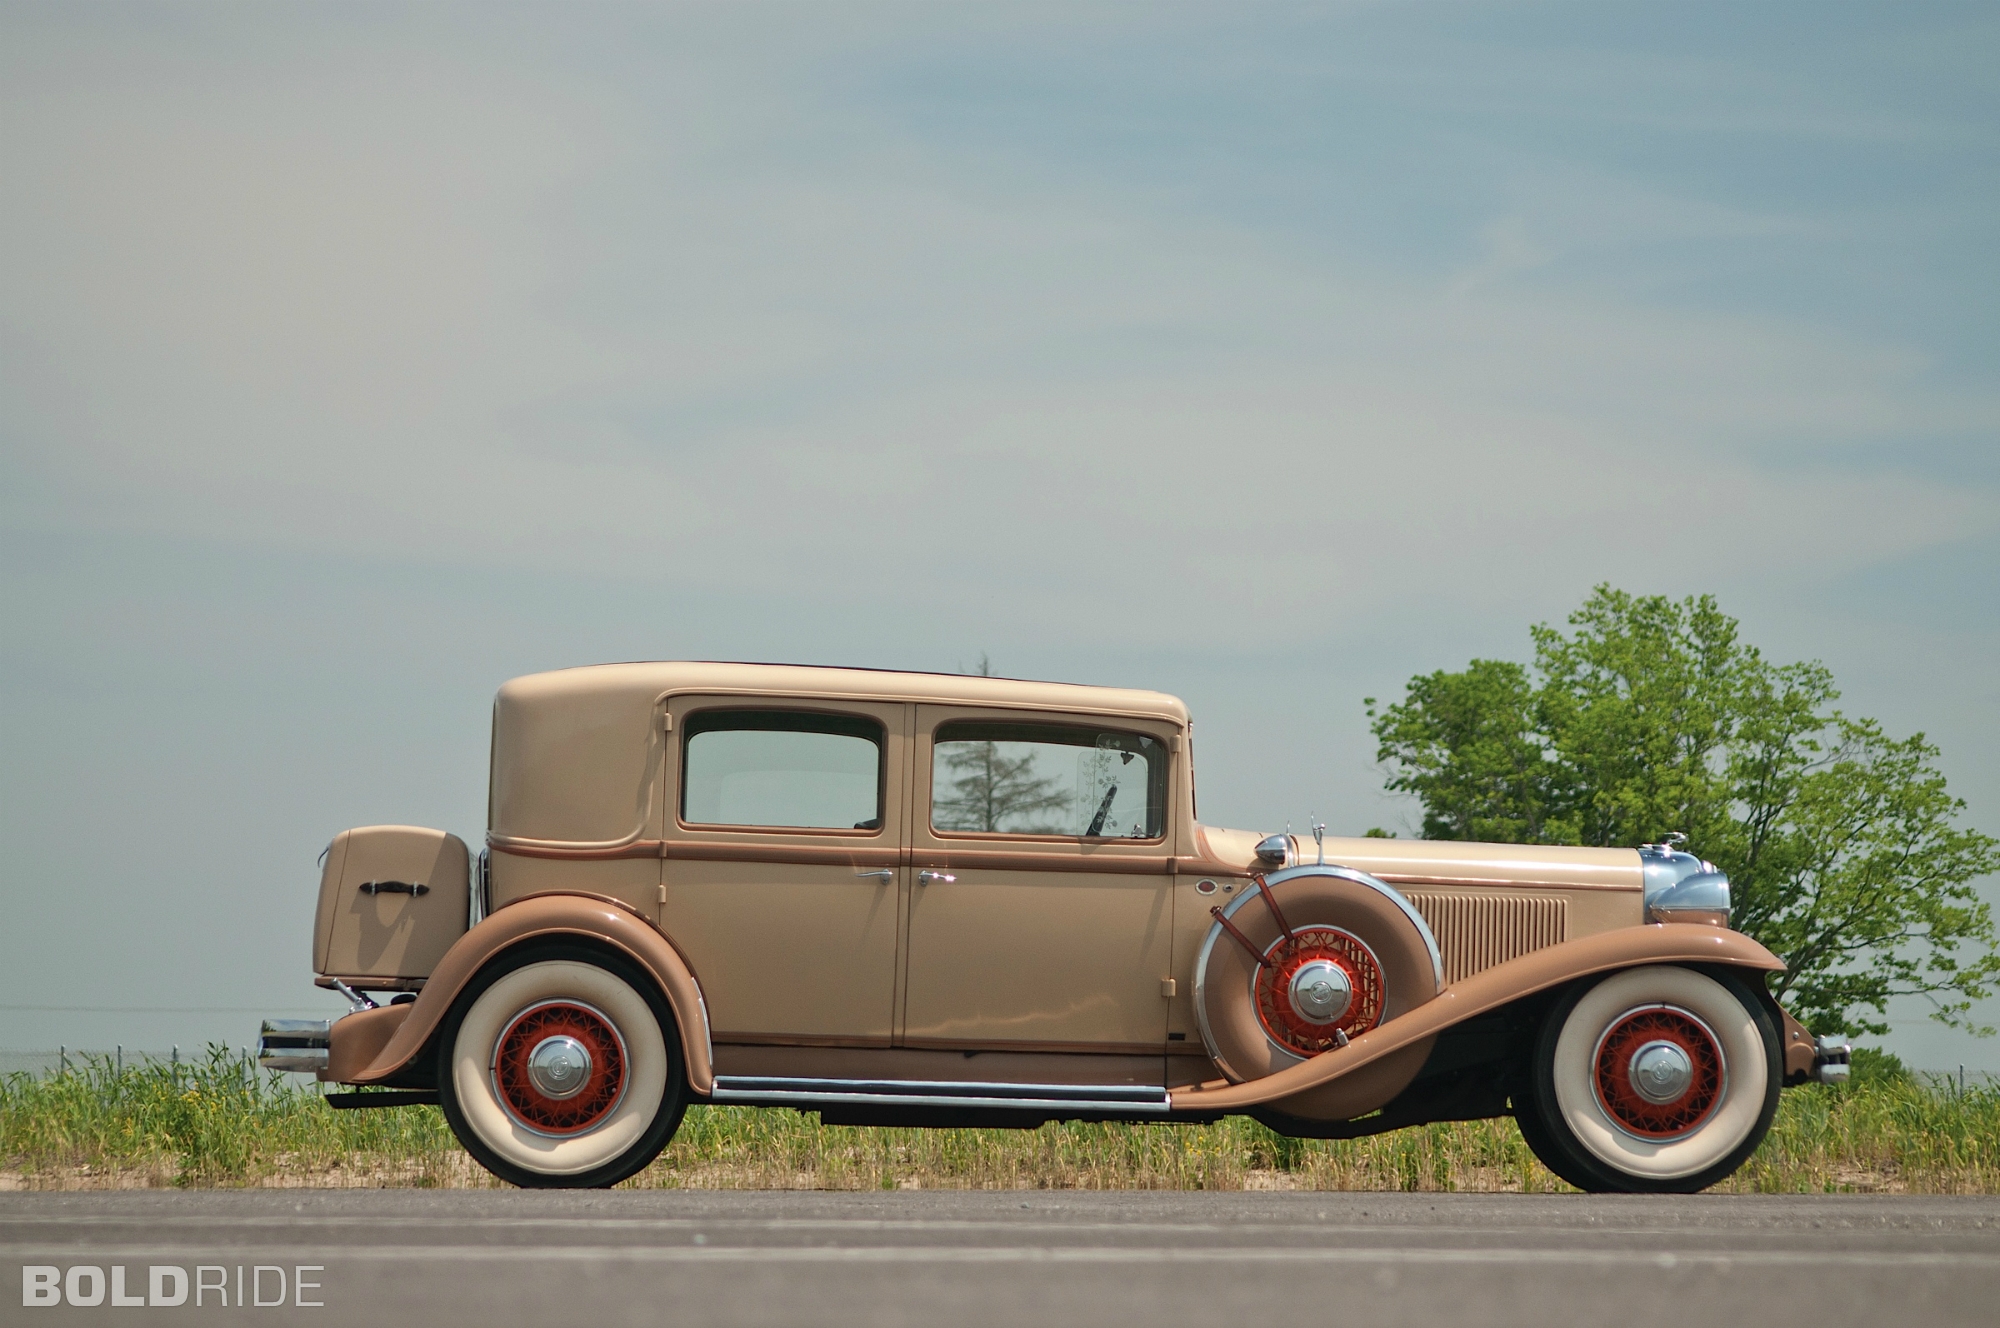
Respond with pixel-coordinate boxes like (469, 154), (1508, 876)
(900, 708), (1177, 1060)
(660, 700), (909, 1045)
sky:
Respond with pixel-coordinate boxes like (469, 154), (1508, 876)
(2, 2), (1997, 1070)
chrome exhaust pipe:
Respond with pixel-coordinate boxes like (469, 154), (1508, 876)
(258, 1018), (332, 1074)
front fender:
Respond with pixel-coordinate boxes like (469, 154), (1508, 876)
(1169, 924), (1782, 1113)
(331, 891), (714, 1094)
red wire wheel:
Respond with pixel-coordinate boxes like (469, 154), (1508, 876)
(1592, 1004), (1726, 1140)
(491, 1000), (628, 1136)
(1254, 926), (1385, 1057)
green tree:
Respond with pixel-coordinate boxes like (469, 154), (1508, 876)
(1366, 585), (2000, 1037)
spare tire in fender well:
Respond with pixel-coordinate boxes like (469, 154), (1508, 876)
(1171, 924), (1783, 1114)
(1193, 866), (1444, 1119)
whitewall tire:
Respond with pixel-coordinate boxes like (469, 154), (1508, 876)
(1522, 965), (1779, 1193)
(438, 946), (686, 1188)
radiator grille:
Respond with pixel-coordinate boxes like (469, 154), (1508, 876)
(1402, 892), (1568, 985)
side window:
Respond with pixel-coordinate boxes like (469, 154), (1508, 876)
(931, 721), (1167, 840)
(682, 710), (884, 831)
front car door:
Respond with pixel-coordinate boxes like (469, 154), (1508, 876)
(660, 699), (909, 1047)
(901, 706), (1179, 1064)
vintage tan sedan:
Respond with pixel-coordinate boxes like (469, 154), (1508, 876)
(260, 662), (1849, 1191)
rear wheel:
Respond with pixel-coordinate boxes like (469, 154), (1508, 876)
(437, 944), (687, 1188)
(1518, 965), (1779, 1193)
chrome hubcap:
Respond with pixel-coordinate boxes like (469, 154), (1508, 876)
(525, 1035), (593, 1100)
(1287, 959), (1353, 1026)
(1628, 1039), (1694, 1104)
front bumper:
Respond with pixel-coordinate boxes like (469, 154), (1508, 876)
(1812, 1034), (1852, 1085)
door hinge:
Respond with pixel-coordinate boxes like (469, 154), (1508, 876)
(1160, 977), (1178, 998)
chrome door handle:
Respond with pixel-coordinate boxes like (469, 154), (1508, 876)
(854, 868), (894, 882)
(917, 870), (956, 885)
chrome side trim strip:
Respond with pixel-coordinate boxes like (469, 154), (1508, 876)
(708, 1075), (1171, 1113)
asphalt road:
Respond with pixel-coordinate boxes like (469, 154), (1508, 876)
(4, 1189), (1998, 1326)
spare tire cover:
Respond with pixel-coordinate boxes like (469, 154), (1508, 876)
(1194, 866), (1443, 1084)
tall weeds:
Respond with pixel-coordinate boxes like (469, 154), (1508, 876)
(3, 1047), (1995, 1192)
(0, 1048), (463, 1188)
(1732, 1072), (2000, 1194)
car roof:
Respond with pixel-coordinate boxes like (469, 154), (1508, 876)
(497, 661), (1191, 725)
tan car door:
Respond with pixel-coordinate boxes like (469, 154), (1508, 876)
(901, 706), (1178, 1059)
(660, 698), (910, 1045)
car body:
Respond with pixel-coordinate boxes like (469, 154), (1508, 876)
(260, 661), (1850, 1190)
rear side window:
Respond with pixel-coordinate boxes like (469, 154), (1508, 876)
(681, 710), (884, 831)
(931, 720), (1167, 839)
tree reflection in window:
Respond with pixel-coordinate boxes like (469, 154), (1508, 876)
(931, 721), (1166, 839)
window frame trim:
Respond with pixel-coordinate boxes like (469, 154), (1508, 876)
(925, 715), (1172, 846)
(675, 704), (891, 837)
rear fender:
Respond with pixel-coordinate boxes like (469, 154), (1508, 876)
(1170, 924), (1782, 1114)
(329, 892), (714, 1094)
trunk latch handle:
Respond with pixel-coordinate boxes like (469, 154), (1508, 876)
(358, 880), (429, 896)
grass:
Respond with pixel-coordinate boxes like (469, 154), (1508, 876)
(2, 1047), (1995, 1193)
(0, 1048), (464, 1190)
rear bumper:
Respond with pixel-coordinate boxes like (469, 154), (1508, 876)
(260, 1005), (417, 1083)
(256, 1019), (331, 1074)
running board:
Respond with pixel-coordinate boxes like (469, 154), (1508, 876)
(708, 1075), (1172, 1114)
(323, 1089), (439, 1110)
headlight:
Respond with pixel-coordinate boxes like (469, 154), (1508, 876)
(1646, 869), (1731, 927)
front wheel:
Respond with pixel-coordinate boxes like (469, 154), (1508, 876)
(1518, 964), (1779, 1194)
(437, 944), (687, 1188)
